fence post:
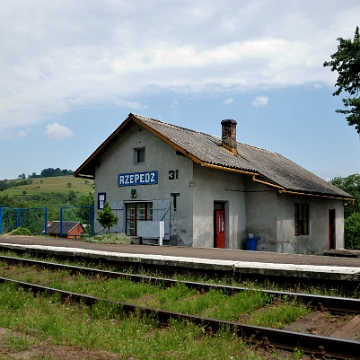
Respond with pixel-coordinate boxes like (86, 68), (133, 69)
(17, 208), (21, 228)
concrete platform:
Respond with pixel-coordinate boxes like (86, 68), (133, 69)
(324, 249), (360, 258)
(1, 235), (360, 282)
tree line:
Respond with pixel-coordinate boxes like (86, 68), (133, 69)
(0, 179), (34, 192)
(16, 168), (74, 180)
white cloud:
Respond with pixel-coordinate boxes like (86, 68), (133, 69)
(252, 95), (269, 107)
(223, 98), (234, 104)
(18, 128), (33, 138)
(18, 130), (27, 138)
(45, 123), (73, 140)
(0, 0), (359, 135)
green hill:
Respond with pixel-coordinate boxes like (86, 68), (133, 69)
(1, 176), (94, 196)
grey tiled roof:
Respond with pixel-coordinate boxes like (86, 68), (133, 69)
(134, 114), (352, 199)
(74, 113), (352, 199)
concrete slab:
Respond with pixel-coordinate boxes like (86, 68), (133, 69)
(331, 315), (360, 341)
(324, 249), (360, 258)
(283, 311), (323, 333)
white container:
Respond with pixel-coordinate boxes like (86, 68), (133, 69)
(137, 221), (164, 245)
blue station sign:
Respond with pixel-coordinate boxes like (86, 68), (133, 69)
(118, 170), (158, 187)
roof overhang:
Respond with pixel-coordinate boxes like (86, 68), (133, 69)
(74, 113), (355, 204)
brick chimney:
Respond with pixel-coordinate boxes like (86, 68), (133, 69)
(221, 119), (237, 153)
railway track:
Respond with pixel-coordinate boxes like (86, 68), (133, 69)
(1, 255), (360, 359)
(1, 244), (359, 294)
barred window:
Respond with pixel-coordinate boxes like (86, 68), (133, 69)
(295, 203), (309, 236)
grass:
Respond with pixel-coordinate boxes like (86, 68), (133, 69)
(1, 333), (37, 352)
(1, 175), (94, 196)
(0, 263), (312, 328)
(0, 283), (267, 360)
(244, 301), (310, 329)
(0, 255), (329, 358)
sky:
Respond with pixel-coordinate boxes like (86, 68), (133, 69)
(1, 0), (360, 181)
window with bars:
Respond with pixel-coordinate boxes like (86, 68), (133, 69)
(295, 203), (309, 236)
(126, 202), (153, 236)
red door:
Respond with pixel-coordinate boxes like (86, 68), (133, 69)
(329, 209), (336, 249)
(215, 210), (226, 248)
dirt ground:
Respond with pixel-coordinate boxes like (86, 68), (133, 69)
(0, 328), (119, 360)
(0, 327), (305, 360)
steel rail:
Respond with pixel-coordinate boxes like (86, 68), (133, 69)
(0, 276), (359, 359)
(1, 255), (360, 315)
(0, 255), (359, 314)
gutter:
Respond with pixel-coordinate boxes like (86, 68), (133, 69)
(251, 174), (354, 203)
(278, 189), (355, 204)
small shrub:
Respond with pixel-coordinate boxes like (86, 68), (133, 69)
(9, 227), (33, 236)
(97, 202), (118, 232)
(345, 212), (360, 249)
(86, 233), (131, 244)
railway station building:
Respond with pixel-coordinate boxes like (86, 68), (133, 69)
(74, 113), (354, 254)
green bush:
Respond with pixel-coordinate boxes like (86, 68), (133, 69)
(9, 227), (33, 236)
(345, 212), (360, 249)
(85, 232), (131, 244)
(96, 201), (118, 232)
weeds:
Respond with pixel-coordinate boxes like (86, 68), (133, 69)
(0, 283), (267, 359)
(85, 232), (132, 244)
(7, 227), (33, 236)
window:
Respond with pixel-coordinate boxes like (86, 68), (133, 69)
(126, 202), (153, 236)
(295, 203), (309, 236)
(134, 148), (145, 164)
(97, 192), (106, 209)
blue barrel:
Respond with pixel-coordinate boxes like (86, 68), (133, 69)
(245, 237), (257, 250)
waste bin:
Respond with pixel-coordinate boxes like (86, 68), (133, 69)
(245, 236), (258, 250)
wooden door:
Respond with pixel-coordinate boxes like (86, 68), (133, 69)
(329, 209), (336, 249)
(215, 210), (226, 248)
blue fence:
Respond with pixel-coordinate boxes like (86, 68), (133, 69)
(0, 207), (48, 235)
(0, 206), (94, 238)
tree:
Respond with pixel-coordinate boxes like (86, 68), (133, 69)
(344, 213), (360, 249)
(324, 26), (360, 135)
(331, 174), (360, 217)
(97, 201), (118, 233)
(331, 173), (360, 249)
(67, 190), (77, 204)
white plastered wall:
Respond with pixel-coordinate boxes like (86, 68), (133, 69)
(192, 164), (246, 249)
(94, 121), (194, 245)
